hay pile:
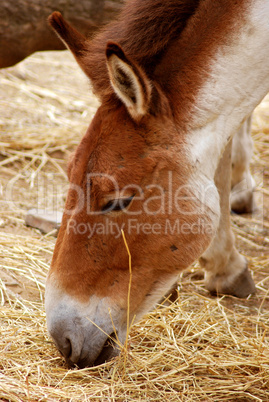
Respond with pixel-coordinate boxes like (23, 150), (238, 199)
(0, 51), (269, 402)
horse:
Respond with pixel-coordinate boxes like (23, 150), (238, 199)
(45, 0), (269, 368)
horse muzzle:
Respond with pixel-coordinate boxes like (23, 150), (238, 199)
(45, 281), (126, 368)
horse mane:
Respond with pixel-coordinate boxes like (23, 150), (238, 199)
(82, 0), (200, 100)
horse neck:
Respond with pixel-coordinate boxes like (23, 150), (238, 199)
(154, 0), (269, 179)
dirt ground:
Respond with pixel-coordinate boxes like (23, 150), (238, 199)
(1, 50), (269, 401)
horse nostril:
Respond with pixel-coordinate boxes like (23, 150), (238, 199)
(65, 338), (72, 359)
(57, 337), (72, 360)
(93, 332), (118, 366)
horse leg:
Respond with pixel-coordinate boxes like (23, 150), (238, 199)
(199, 139), (256, 298)
(231, 116), (256, 214)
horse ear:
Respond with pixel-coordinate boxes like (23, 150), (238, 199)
(48, 12), (88, 71)
(106, 41), (152, 120)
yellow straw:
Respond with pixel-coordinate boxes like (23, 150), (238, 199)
(121, 229), (132, 367)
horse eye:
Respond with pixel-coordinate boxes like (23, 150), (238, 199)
(102, 195), (134, 213)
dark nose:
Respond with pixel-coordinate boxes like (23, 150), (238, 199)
(51, 324), (120, 368)
(92, 332), (119, 367)
(58, 337), (72, 359)
(45, 283), (123, 368)
(49, 326), (84, 367)
(69, 332), (119, 368)
(59, 337), (82, 368)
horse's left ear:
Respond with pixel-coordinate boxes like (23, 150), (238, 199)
(48, 12), (90, 78)
(106, 41), (152, 121)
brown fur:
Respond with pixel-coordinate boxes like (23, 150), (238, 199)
(44, 0), (263, 368)
(82, 0), (200, 98)
(51, 0), (251, 129)
(48, 0), (251, 305)
(51, 105), (213, 305)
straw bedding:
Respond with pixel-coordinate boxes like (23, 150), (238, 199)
(0, 51), (269, 402)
